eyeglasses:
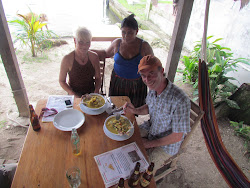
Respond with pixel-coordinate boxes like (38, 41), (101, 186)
(39, 108), (58, 119)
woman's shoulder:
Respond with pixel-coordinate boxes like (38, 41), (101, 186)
(140, 39), (150, 46)
(111, 38), (122, 46)
(139, 38), (154, 56)
(88, 50), (99, 60)
(61, 51), (74, 66)
(63, 51), (74, 60)
(88, 51), (100, 67)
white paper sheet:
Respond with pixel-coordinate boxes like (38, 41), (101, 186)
(42, 95), (74, 122)
(94, 142), (149, 188)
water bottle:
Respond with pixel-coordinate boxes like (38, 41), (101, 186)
(71, 128), (81, 156)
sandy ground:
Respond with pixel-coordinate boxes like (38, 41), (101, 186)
(0, 37), (249, 187)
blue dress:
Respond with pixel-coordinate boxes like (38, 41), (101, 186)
(109, 39), (147, 107)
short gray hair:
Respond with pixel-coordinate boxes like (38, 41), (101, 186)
(73, 26), (92, 41)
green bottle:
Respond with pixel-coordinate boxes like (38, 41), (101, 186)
(128, 162), (140, 187)
(117, 178), (124, 188)
(140, 162), (154, 188)
(71, 128), (81, 156)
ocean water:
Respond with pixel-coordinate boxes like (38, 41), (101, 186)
(2, 0), (119, 37)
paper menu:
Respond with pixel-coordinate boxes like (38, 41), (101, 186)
(42, 95), (74, 122)
(94, 142), (149, 188)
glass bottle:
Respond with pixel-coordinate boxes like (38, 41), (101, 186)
(117, 178), (124, 188)
(71, 128), (81, 156)
(128, 162), (140, 187)
(29, 104), (41, 131)
(140, 162), (154, 188)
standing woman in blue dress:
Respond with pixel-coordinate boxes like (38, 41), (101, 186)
(93, 14), (154, 107)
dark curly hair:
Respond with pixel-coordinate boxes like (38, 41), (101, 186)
(121, 14), (138, 30)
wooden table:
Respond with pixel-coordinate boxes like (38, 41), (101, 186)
(11, 96), (156, 188)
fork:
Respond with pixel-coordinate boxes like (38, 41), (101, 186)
(107, 97), (115, 109)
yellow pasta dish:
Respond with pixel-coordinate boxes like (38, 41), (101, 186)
(82, 94), (105, 109)
(106, 116), (132, 135)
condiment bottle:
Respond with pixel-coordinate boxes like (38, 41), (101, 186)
(71, 128), (81, 156)
(29, 104), (41, 131)
(128, 162), (140, 187)
(140, 162), (154, 188)
(117, 178), (124, 188)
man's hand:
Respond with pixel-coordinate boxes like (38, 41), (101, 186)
(141, 138), (152, 149)
(123, 102), (136, 114)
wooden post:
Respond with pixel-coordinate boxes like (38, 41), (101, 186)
(145, 0), (151, 20)
(151, 0), (158, 6)
(165, 0), (194, 82)
(0, 0), (29, 117)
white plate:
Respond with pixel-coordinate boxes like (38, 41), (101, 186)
(80, 102), (108, 115)
(53, 109), (85, 131)
(103, 123), (134, 141)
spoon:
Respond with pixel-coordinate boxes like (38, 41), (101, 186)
(115, 113), (121, 120)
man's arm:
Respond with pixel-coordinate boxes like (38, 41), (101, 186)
(142, 132), (183, 149)
(123, 102), (149, 115)
(142, 96), (190, 149)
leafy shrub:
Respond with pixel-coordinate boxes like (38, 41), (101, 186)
(230, 121), (250, 154)
(8, 11), (57, 57)
(179, 36), (250, 107)
(118, 0), (147, 20)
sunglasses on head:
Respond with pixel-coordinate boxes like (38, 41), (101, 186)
(39, 108), (58, 119)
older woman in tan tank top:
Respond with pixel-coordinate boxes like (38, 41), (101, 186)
(59, 27), (101, 98)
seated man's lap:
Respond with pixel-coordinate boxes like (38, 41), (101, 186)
(139, 126), (172, 174)
(146, 147), (172, 175)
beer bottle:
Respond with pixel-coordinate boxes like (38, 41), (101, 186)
(117, 178), (124, 188)
(140, 162), (154, 188)
(29, 104), (41, 131)
(128, 162), (140, 187)
(71, 128), (81, 156)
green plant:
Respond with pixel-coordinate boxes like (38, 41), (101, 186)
(8, 11), (57, 57)
(22, 52), (49, 63)
(0, 120), (6, 129)
(118, 0), (147, 20)
(158, 1), (172, 4)
(230, 121), (250, 152)
(179, 36), (250, 107)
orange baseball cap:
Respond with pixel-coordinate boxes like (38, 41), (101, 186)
(138, 55), (162, 73)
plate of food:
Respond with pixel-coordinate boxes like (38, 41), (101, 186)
(79, 93), (108, 115)
(53, 109), (85, 131)
(103, 115), (134, 141)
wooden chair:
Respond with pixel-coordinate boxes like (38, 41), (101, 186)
(99, 57), (106, 95)
(154, 100), (204, 182)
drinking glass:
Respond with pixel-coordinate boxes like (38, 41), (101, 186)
(66, 167), (81, 188)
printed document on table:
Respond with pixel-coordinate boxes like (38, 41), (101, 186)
(42, 95), (74, 122)
(94, 142), (149, 188)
